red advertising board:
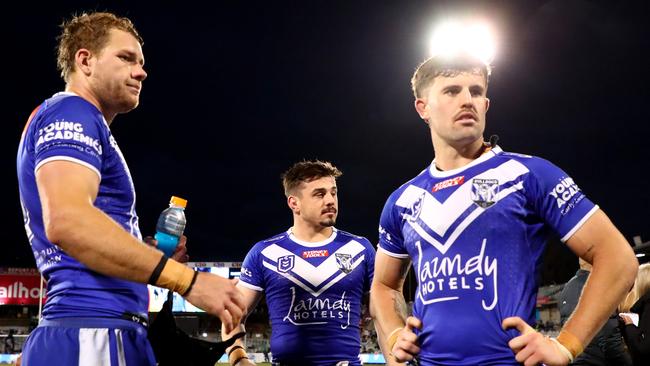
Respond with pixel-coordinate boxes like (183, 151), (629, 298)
(0, 268), (46, 305)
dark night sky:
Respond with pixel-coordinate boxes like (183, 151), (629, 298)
(5, 1), (650, 285)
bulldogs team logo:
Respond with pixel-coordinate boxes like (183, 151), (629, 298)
(471, 178), (499, 208)
(277, 255), (295, 273)
(403, 192), (425, 222)
(335, 253), (353, 274)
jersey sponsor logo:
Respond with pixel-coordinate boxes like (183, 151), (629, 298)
(241, 267), (252, 277)
(278, 255), (295, 273)
(432, 176), (465, 192)
(283, 287), (352, 328)
(548, 177), (581, 209)
(35, 120), (102, 155)
(416, 238), (498, 311)
(302, 249), (329, 258)
(378, 225), (393, 243)
(471, 179), (499, 208)
(335, 253), (353, 274)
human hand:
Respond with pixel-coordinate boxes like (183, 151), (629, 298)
(144, 235), (189, 263)
(183, 274), (245, 332)
(502, 317), (570, 366)
(234, 358), (256, 366)
(390, 316), (422, 363)
(619, 314), (634, 325)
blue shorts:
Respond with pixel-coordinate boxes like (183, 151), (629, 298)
(22, 317), (156, 366)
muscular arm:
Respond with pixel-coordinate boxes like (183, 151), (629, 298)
(562, 209), (637, 352)
(370, 251), (411, 365)
(37, 161), (245, 328)
(37, 160), (165, 282)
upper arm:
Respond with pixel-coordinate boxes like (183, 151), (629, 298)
(565, 209), (634, 263)
(372, 251), (411, 291)
(36, 160), (100, 231)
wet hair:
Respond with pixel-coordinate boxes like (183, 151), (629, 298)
(411, 53), (491, 98)
(281, 160), (342, 197)
(56, 12), (143, 81)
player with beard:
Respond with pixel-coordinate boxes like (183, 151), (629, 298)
(222, 160), (375, 366)
(369, 33), (637, 366)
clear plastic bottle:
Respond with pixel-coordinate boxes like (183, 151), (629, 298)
(154, 196), (187, 257)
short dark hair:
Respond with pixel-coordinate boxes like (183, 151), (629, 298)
(411, 53), (491, 98)
(281, 160), (342, 197)
(57, 12), (143, 81)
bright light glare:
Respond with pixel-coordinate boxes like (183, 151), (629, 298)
(428, 20), (496, 64)
(636, 253), (645, 258)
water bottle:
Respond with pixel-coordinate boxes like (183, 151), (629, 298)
(154, 196), (187, 257)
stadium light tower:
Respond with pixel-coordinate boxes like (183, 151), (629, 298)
(428, 20), (497, 65)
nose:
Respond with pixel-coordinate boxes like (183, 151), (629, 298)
(325, 192), (336, 205)
(133, 64), (147, 81)
(460, 88), (473, 106)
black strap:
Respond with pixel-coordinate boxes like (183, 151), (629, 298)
(181, 270), (199, 296)
(148, 255), (168, 285)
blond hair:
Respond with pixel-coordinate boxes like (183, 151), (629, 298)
(57, 12), (143, 81)
(619, 263), (650, 312)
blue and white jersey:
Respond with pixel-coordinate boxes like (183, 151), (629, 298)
(17, 92), (148, 320)
(240, 228), (375, 365)
(378, 147), (598, 365)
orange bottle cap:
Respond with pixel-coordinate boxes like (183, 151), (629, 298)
(170, 196), (187, 208)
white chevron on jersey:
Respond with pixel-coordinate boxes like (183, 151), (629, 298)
(396, 160), (529, 255)
(261, 240), (365, 297)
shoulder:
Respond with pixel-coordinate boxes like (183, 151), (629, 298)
(249, 231), (290, 252)
(48, 93), (101, 116)
(336, 230), (375, 251)
(384, 166), (431, 206)
(495, 149), (561, 175)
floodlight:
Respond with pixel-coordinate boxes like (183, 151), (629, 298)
(428, 20), (496, 65)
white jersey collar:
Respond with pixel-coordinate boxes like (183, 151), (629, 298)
(287, 227), (338, 247)
(429, 146), (502, 178)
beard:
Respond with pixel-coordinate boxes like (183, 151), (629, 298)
(319, 217), (336, 227)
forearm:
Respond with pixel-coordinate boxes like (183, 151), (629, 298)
(563, 249), (636, 348)
(45, 204), (164, 283)
(370, 281), (408, 359)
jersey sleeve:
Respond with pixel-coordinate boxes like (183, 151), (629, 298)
(33, 99), (107, 178)
(525, 157), (598, 242)
(378, 191), (409, 258)
(239, 243), (265, 291)
(362, 238), (376, 293)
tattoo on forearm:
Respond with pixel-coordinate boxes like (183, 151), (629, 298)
(393, 290), (408, 321)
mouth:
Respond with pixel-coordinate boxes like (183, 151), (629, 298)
(322, 209), (337, 215)
(455, 111), (477, 123)
(127, 84), (141, 95)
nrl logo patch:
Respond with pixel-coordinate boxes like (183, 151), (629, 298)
(335, 253), (353, 274)
(277, 255), (295, 273)
(471, 178), (499, 208)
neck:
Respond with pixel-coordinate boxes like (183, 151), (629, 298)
(66, 81), (116, 124)
(291, 219), (334, 243)
(432, 138), (488, 171)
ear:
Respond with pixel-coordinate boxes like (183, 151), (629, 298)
(287, 195), (299, 214)
(485, 97), (490, 112)
(414, 98), (429, 124)
(74, 48), (94, 76)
